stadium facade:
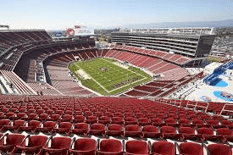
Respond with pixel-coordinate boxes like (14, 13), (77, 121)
(111, 27), (216, 66)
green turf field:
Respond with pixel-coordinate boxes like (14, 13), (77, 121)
(68, 58), (152, 95)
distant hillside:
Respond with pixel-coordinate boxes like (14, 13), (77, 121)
(122, 19), (233, 29)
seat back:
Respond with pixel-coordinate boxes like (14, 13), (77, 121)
(138, 118), (149, 122)
(0, 119), (10, 126)
(6, 134), (25, 146)
(179, 127), (195, 135)
(14, 119), (25, 127)
(51, 137), (71, 149)
(17, 113), (26, 118)
(51, 114), (60, 120)
(180, 142), (203, 155)
(126, 140), (149, 154)
(39, 113), (48, 119)
(142, 125), (158, 132)
(125, 117), (136, 121)
(28, 120), (41, 127)
(44, 121), (56, 128)
(165, 118), (176, 124)
(192, 119), (204, 125)
(100, 116), (110, 120)
(28, 135), (48, 147)
(74, 138), (97, 151)
(217, 128), (232, 136)
(125, 125), (140, 131)
(179, 119), (190, 124)
(59, 122), (72, 128)
(152, 141), (175, 155)
(108, 124), (122, 130)
(151, 118), (162, 122)
(197, 128), (213, 135)
(91, 123), (105, 130)
(75, 123), (88, 129)
(100, 139), (122, 153)
(208, 144), (232, 155)
(161, 126), (176, 134)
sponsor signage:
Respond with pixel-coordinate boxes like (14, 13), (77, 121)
(55, 31), (63, 37)
(67, 28), (75, 36)
(75, 29), (94, 36)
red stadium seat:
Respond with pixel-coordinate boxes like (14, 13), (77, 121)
(86, 116), (97, 124)
(179, 142), (203, 155)
(107, 124), (124, 137)
(179, 119), (192, 127)
(151, 141), (175, 155)
(125, 125), (142, 138)
(56, 110), (63, 115)
(197, 127), (224, 142)
(98, 139), (123, 155)
(48, 114), (61, 121)
(104, 112), (113, 117)
(6, 112), (15, 119)
(28, 113), (38, 120)
(38, 113), (49, 121)
(126, 140), (149, 155)
(47, 109), (53, 115)
(192, 119), (205, 127)
(99, 116), (110, 124)
(206, 120), (219, 128)
(17, 113), (27, 120)
(217, 128), (233, 142)
(138, 118), (150, 126)
(43, 137), (71, 155)
(207, 144), (232, 155)
(125, 117), (138, 125)
(55, 122), (72, 135)
(71, 123), (89, 135)
(69, 138), (97, 155)
(0, 133), (25, 154)
(19, 120), (41, 133)
(16, 135), (48, 155)
(151, 118), (164, 126)
(74, 115), (85, 123)
(36, 121), (56, 134)
(61, 114), (73, 122)
(165, 118), (177, 127)
(212, 115), (224, 121)
(3, 119), (26, 131)
(111, 117), (124, 124)
(160, 126), (181, 140)
(179, 127), (197, 140)
(0, 119), (11, 128)
(89, 123), (106, 137)
(221, 120), (231, 126)
(142, 125), (159, 138)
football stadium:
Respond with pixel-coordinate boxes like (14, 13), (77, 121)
(0, 1), (233, 155)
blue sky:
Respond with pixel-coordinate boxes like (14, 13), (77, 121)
(0, 0), (232, 29)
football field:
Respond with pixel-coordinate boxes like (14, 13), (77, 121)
(69, 58), (152, 95)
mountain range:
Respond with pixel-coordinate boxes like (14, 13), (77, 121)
(120, 19), (233, 29)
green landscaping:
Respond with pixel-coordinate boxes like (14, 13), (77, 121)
(68, 58), (152, 95)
